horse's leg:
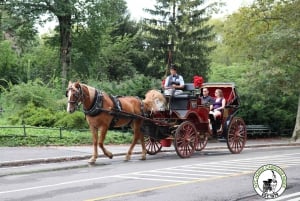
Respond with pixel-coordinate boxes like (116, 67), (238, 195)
(98, 126), (113, 159)
(139, 130), (147, 160)
(126, 120), (146, 161)
(89, 127), (98, 164)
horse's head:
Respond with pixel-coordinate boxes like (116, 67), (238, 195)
(66, 81), (83, 113)
(143, 90), (166, 112)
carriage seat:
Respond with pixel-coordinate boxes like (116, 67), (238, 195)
(173, 83), (195, 98)
(170, 83), (196, 110)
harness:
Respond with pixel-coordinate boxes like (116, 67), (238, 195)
(68, 85), (145, 128)
(83, 90), (104, 116)
(108, 95), (123, 128)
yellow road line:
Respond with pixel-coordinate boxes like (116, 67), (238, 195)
(84, 171), (253, 201)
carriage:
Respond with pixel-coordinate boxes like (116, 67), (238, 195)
(142, 82), (247, 158)
(67, 81), (247, 163)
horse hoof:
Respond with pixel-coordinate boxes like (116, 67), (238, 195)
(88, 161), (96, 165)
(141, 154), (146, 160)
(108, 154), (113, 159)
(124, 155), (131, 161)
(88, 157), (97, 164)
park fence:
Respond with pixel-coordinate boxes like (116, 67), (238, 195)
(0, 125), (90, 139)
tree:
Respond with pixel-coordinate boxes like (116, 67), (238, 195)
(291, 95), (300, 141)
(219, 0), (300, 136)
(142, 0), (217, 80)
(3, 0), (128, 88)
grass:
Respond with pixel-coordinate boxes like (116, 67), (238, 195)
(0, 125), (134, 146)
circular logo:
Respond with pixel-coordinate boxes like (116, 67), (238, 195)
(253, 164), (287, 199)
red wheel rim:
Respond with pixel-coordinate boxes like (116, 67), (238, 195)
(174, 121), (197, 158)
(227, 117), (247, 154)
(145, 136), (162, 155)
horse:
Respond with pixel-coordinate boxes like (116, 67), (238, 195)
(66, 81), (166, 164)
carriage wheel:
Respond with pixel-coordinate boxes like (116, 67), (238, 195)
(227, 117), (247, 154)
(195, 132), (208, 151)
(174, 121), (197, 158)
(144, 136), (162, 155)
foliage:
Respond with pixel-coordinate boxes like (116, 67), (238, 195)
(142, 0), (218, 80)
(9, 103), (56, 126)
(54, 111), (88, 129)
(209, 63), (297, 131)
(87, 74), (161, 98)
(1, 79), (58, 110)
(20, 43), (60, 83)
(0, 40), (21, 85)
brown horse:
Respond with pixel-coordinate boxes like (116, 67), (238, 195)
(66, 81), (166, 163)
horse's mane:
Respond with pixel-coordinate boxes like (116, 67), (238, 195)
(143, 90), (166, 112)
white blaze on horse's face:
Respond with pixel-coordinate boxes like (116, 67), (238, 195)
(67, 89), (73, 113)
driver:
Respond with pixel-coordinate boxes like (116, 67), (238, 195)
(163, 64), (184, 96)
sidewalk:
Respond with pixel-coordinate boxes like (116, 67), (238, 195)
(0, 138), (299, 168)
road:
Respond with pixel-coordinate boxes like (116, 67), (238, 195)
(0, 146), (299, 201)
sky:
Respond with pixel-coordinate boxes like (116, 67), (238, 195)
(125, 0), (254, 20)
(38, 0), (253, 34)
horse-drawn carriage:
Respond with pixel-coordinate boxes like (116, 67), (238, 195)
(142, 82), (247, 158)
(66, 81), (247, 163)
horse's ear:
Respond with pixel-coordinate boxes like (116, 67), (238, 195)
(68, 81), (72, 87)
(74, 81), (81, 89)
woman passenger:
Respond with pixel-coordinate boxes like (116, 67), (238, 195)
(209, 89), (226, 120)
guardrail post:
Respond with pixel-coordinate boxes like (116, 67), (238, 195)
(59, 127), (62, 139)
(23, 125), (26, 137)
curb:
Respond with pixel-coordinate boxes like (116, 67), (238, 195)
(1, 142), (300, 167)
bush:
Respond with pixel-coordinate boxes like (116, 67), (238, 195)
(1, 79), (58, 110)
(54, 111), (88, 129)
(8, 103), (56, 126)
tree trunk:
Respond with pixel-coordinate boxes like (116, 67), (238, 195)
(58, 15), (72, 90)
(291, 93), (300, 141)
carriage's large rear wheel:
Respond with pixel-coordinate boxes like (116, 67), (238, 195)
(227, 117), (247, 154)
(195, 132), (208, 151)
(145, 136), (162, 155)
(174, 121), (197, 158)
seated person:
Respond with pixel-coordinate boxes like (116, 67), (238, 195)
(163, 64), (184, 96)
(201, 87), (214, 106)
(209, 89), (226, 120)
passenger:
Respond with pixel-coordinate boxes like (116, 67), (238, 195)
(209, 89), (226, 120)
(163, 64), (184, 96)
(201, 88), (214, 106)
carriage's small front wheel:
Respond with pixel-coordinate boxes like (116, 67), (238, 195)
(145, 136), (162, 155)
(227, 117), (247, 154)
(174, 121), (197, 158)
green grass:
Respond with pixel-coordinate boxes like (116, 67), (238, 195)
(0, 125), (134, 146)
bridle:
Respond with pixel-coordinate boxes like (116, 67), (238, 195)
(66, 84), (84, 109)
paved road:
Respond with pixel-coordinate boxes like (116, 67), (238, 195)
(0, 143), (299, 201)
(1, 138), (298, 167)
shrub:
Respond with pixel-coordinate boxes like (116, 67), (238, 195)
(8, 103), (55, 126)
(54, 111), (88, 129)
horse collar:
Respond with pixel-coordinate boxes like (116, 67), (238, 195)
(83, 89), (104, 116)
